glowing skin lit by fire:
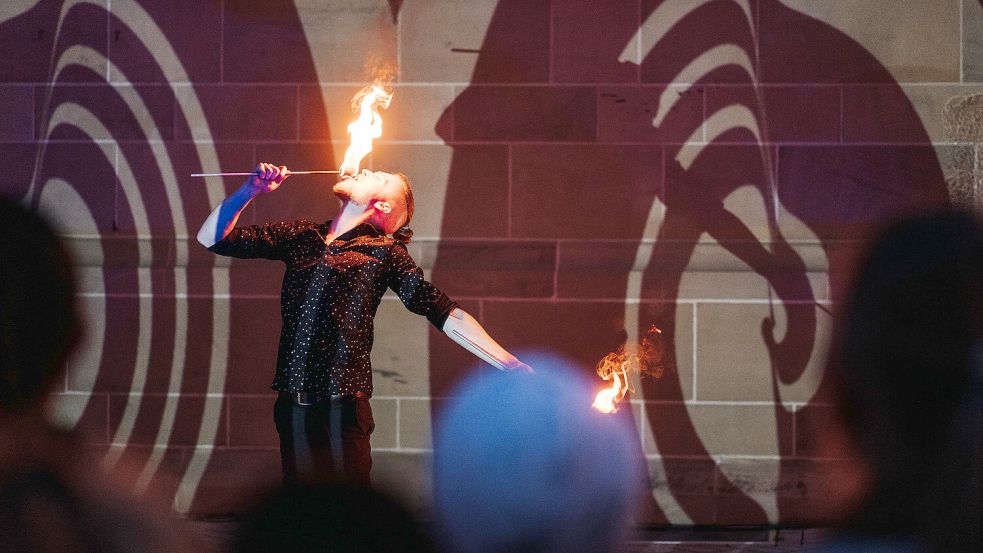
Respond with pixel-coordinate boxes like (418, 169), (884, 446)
(339, 85), (393, 176)
(332, 170), (391, 207)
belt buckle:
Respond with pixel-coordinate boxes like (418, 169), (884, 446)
(295, 392), (311, 406)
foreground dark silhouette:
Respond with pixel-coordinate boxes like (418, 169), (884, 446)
(822, 210), (983, 553)
(232, 482), (436, 553)
(433, 358), (643, 553)
(0, 197), (189, 552)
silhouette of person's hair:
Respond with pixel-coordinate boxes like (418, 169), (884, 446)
(0, 197), (79, 411)
(827, 210), (983, 552)
(232, 482), (437, 553)
(433, 357), (642, 553)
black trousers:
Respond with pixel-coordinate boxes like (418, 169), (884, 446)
(273, 393), (375, 487)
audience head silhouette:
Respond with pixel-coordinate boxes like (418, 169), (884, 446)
(433, 357), (642, 553)
(0, 198), (78, 413)
(0, 198), (186, 552)
(827, 210), (983, 551)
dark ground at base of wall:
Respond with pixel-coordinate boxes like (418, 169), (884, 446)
(624, 527), (834, 552)
(189, 519), (836, 552)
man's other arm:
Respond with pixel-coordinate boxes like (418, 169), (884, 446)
(442, 308), (532, 372)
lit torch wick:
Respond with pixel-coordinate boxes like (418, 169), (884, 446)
(339, 84), (393, 177)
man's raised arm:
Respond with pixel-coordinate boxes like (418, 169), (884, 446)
(442, 308), (532, 372)
(196, 163), (289, 248)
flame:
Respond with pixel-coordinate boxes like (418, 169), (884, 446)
(339, 84), (393, 176)
(592, 360), (631, 414)
(592, 326), (666, 413)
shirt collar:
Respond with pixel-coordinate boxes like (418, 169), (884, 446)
(321, 220), (385, 242)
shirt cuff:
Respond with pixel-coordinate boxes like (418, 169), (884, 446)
(428, 296), (459, 330)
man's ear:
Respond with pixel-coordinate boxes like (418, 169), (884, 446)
(373, 200), (392, 214)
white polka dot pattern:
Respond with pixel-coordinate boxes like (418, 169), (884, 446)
(209, 220), (458, 396)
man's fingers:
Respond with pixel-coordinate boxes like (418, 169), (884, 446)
(276, 165), (290, 183)
(250, 162), (289, 187)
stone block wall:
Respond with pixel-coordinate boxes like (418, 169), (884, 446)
(1, 0), (981, 524)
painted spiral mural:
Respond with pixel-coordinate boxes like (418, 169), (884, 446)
(1, 0), (961, 521)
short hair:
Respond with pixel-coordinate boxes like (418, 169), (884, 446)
(380, 173), (414, 242)
(394, 172), (414, 229)
(0, 198), (79, 411)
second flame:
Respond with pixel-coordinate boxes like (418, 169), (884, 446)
(592, 326), (665, 414)
(592, 359), (632, 414)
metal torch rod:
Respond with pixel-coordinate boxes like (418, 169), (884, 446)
(189, 170), (341, 177)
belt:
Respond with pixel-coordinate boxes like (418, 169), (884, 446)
(289, 390), (369, 406)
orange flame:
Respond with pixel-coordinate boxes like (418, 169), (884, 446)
(339, 84), (393, 176)
(592, 359), (632, 414)
(592, 326), (665, 414)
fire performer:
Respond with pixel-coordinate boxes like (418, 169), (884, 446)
(197, 163), (529, 486)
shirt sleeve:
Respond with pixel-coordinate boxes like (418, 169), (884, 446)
(387, 243), (459, 330)
(207, 221), (298, 261)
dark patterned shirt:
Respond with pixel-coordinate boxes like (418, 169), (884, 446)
(209, 220), (457, 396)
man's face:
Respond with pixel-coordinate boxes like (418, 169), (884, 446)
(332, 169), (401, 207)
